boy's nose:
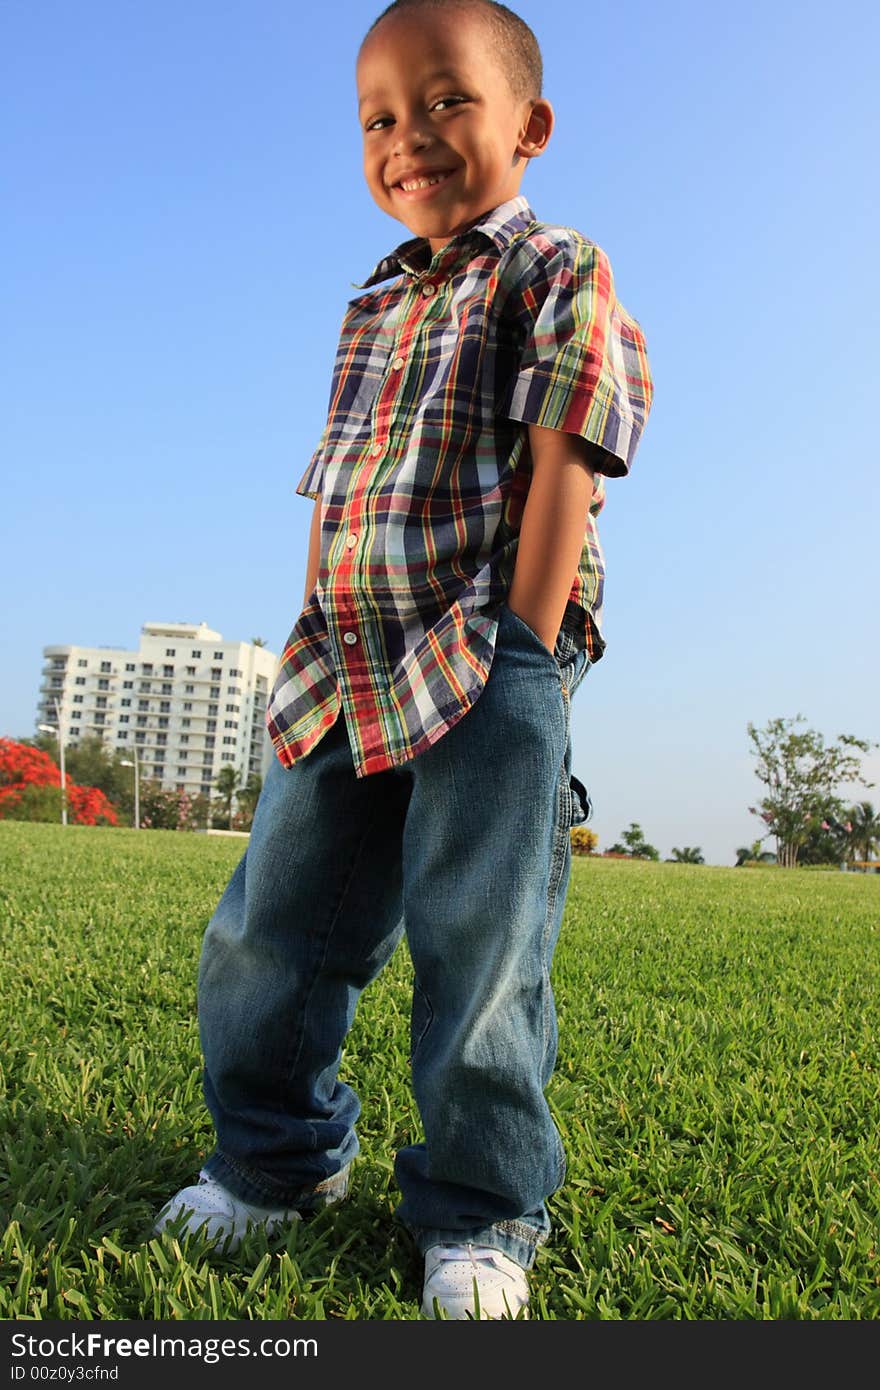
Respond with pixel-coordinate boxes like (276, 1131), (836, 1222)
(391, 120), (434, 157)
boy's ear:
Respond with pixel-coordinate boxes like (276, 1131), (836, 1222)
(516, 98), (554, 159)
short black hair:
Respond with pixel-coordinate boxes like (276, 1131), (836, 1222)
(364, 0), (543, 101)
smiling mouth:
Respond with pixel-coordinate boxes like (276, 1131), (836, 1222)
(392, 170), (454, 194)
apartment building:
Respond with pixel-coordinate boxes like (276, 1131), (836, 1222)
(37, 622), (280, 796)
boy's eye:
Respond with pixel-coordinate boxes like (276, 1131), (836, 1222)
(432, 95), (468, 111)
(365, 115), (394, 132)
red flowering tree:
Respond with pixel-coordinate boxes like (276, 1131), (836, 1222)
(0, 738), (118, 826)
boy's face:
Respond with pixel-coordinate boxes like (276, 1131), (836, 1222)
(357, 8), (551, 253)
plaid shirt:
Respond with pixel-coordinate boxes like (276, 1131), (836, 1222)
(267, 196), (653, 777)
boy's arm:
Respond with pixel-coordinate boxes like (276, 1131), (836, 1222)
(506, 425), (597, 655)
(303, 495), (322, 606)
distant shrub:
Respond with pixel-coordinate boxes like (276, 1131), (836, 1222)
(570, 826), (599, 855)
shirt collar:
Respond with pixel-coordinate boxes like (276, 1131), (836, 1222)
(355, 195), (536, 290)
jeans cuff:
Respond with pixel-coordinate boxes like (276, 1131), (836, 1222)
(404, 1217), (549, 1271)
(203, 1149), (352, 1210)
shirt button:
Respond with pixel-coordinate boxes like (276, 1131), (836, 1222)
(391, 355), (405, 371)
(343, 631), (358, 646)
(421, 283), (437, 298)
(346, 532), (358, 549)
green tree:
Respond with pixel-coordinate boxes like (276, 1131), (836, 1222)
(29, 732), (133, 819)
(236, 773), (263, 831)
(668, 846), (705, 863)
(607, 822), (660, 860)
(747, 716), (876, 869)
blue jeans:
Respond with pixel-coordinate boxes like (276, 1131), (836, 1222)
(197, 600), (590, 1270)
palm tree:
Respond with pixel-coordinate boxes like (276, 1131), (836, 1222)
(735, 840), (777, 867)
(215, 766), (238, 828)
(669, 846), (705, 864)
(847, 801), (880, 863)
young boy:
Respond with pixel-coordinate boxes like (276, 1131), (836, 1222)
(155, 0), (652, 1319)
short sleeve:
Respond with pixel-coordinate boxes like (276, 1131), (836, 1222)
(503, 233), (653, 477)
(295, 425), (328, 500)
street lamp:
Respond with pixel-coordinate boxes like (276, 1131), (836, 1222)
(120, 749), (140, 830)
(38, 696), (67, 826)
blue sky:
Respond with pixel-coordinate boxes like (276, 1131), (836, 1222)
(3, 0), (878, 865)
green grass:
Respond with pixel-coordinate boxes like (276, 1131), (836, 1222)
(1, 822), (879, 1320)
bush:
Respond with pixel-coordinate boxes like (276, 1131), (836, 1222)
(570, 826), (599, 856)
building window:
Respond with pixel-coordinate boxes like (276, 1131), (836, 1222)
(206, 720), (217, 732)
(137, 716), (148, 727)
(94, 713), (105, 725)
(211, 668), (222, 680)
(208, 704), (218, 715)
(158, 717), (169, 728)
(205, 736), (215, 748)
(227, 687), (241, 697)
(121, 698), (131, 708)
(75, 677), (86, 686)
(140, 681), (152, 693)
(153, 765), (164, 778)
(73, 694), (83, 704)
(224, 720), (235, 729)
(185, 684), (195, 694)
(161, 683), (172, 695)
(50, 678), (63, 688)
(135, 732), (146, 744)
(185, 666), (196, 676)
(119, 714), (129, 724)
(210, 687), (220, 698)
(165, 649), (176, 658)
(71, 711), (82, 720)
(203, 753), (213, 765)
(213, 651), (223, 661)
(123, 680), (133, 690)
(221, 753), (234, 762)
(191, 649), (202, 658)
(98, 679), (109, 691)
(125, 663), (135, 672)
(118, 730), (128, 740)
(222, 736), (236, 746)
(159, 701), (171, 713)
(163, 666), (174, 678)
(225, 704), (239, 714)
(100, 661), (111, 673)
(181, 718), (191, 727)
(156, 733), (168, 746)
(96, 697), (107, 709)
(178, 751), (188, 762)
(180, 734), (190, 744)
(141, 664), (153, 674)
(77, 659), (88, 668)
(138, 700), (149, 711)
(183, 702), (192, 712)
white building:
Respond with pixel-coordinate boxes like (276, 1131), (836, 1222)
(37, 622), (280, 796)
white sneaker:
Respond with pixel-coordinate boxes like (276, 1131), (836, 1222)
(153, 1166), (348, 1252)
(421, 1243), (530, 1319)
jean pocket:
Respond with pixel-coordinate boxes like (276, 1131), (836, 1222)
(501, 602), (557, 663)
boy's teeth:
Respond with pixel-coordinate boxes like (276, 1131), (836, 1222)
(400, 173), (447, 191)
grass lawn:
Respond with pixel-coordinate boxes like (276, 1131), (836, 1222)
(1, 822), (878, 1320)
